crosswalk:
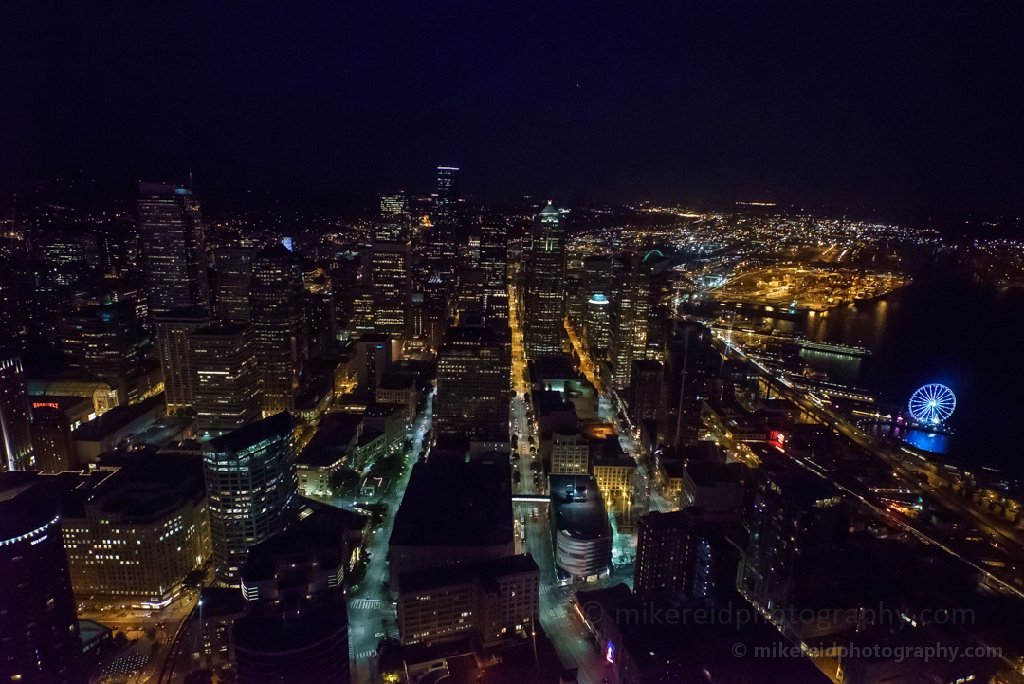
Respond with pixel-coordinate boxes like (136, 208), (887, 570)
(350, 598), (386, 611)
(355, 649), (377, 660)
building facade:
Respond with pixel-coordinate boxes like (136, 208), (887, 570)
(251, 245), (305, 415)
(137, 182), (209, 316)
(0, 356), (35, 472)
(189, 322), (262, 436)
(523, 202), (565, 358)
(202, 413), (299, 584)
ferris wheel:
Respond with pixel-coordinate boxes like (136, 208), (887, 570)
(907, 384), (956, 425)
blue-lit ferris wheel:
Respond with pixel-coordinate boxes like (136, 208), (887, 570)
(907, 384), (956, 425)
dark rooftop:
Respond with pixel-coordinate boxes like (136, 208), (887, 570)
(190, 321), (253, 337)
(206, 411), (294, 454)
(549, 474), (611, 541)
(70, 393), (164, 442)
(685, 461), (747, 489)
(528, 354), (578, 381)
(398, 553), (538, 595)
(390, 459), (513, 548)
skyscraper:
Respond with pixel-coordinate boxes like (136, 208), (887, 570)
(370, 239), (411, 337)
(189, 322), (262, 436)
(429, 166), (460, 282)
(480, 222), (509, 321)
(524, 202), (565, 358)
(213, 246), (259, 322)
(434, 323), (511, 440)
(739, 463), (847, 633)
(202, 412), (298, 584)
(633, 509), (689, 600)
(628, 359), (663, 426)
(234, 506), (353, 684)
(0, 474), (84, 683)
(584, 293), (611, 360)
(251, 245), (305, 414)
(154, 307), (211, 416)
(610, 253), (651, 389)
(137, 182), (209, 316)
(0, 356), (34, 472)
(60, 301), (142, 401)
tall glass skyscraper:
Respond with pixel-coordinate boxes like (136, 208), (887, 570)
(137, 182), (209, 316)
(0, 356), (34, 472)
(524, 202), (565, 358)
(202, 412), (298, 584)
(430, 166), (460, 280)
(251, 245), (305, 415)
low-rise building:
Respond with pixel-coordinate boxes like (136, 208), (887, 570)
(549, 474), (612, 583)
(397, 554), (539, 647)
(62, 455), (211, 608)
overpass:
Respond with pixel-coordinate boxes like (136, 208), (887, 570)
(512, 495), (549, 504)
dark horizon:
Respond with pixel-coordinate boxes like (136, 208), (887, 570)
(2, 1), (1023, 223)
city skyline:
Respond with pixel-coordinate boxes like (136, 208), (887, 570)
(2, 3), (1023, 220)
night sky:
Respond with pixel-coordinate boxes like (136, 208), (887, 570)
(2, 1), (1022, 215)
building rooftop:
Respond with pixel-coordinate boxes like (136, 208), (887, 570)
(206, 411), (294, 454)
(74, 454), (206, 525)
(390, 459), (513, 548)
(685, 461), (747, 489)
(549, 474), (611, 541)
(398, 553), (538, 595)
(528, 355), (578, 382)
(70, 393), (164, 442)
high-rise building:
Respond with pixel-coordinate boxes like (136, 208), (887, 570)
(154, 307), (211, 416)
(584, 293), (611, 360)
(62, 455), (211, 608)
(137, 182), (209, 316)
(302, 268), (337, 359)
(189, 322), (262, 436)
(60, 301), (142, 400)
(430, 166), (460, 280)
(0, 356), (34, 472)
(0, 473), (84, 683)
(370, 240), (411, 337)
(610, 253), (651, 389)
(633, 509), (691, 600)
(739, 462), (847, 633)
(434, 323), (510, 440)
(380, 192), (410, 220)
(628, 359), (663, 426)
(213, 247), (259, 322)
(480, 222), (508, 321)
(234, 505), (354, 684)
(523, 202), (565, 358)
(202, 412), (298, 584)
(251, 246), (305, 415)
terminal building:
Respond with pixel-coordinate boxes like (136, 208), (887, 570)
(548, 474), (612, 584)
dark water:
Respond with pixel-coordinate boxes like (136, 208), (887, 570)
(697, 258), (1024, 476)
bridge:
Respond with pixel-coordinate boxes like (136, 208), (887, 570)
(511, 495), (549, 504)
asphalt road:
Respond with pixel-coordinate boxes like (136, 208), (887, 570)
(348, 402), (431, 684)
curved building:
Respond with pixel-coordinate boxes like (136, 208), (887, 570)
(549, 474), (612, 582)
(0, 474), (83, 683)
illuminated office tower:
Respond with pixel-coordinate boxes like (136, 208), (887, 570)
(202, 412), (298, 584)
(480, 222), (508, 321)
(523, 202), (565, 358)
(154, 307), (210, 416)
(251, 245), (305, 414)
(584, 293), (611, 360)
(610, 253), (651, 389)
(0, 474), (84, 683)
(380, 192), (410, 219)
(429, 166), (460, 280)
(188, 322), (262, 436)
(60, 301), (142, 401)
(137, 182), (209, 316)
(371, 240), (412, 337)
(434, 323), (510, 440)
(213, 247), (259, 322)
(0, 356), (34, 472)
